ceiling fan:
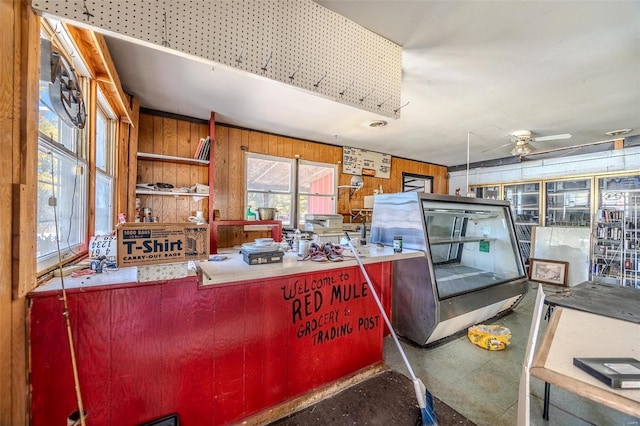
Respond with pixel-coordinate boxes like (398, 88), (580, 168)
(505, 130), (572, 156)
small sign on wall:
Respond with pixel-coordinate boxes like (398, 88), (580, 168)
(342, 146), (391, 179)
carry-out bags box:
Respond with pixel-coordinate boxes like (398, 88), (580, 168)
(117, 223), (209, 267)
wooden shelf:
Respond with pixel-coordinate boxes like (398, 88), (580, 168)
(137, 152), (209, 166)
(136, 189), (209, 197)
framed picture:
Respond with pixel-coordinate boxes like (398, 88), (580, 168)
(529, 258), (568, 286)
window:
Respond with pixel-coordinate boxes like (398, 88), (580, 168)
(37, 88), (88, 269)
(37, 21), (90, 272)
(246, 154), (337, 227)
(246, 154), (294, 225)
(94, 95), (116, 235)
(297, 160), (337, 226)
(402, 172), (433, 193)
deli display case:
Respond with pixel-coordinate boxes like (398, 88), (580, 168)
(370, 192), (528, 346)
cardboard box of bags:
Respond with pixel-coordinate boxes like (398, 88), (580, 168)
(117, 223), (209, 267)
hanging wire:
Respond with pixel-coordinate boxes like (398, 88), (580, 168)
(81, 0), (94, 21)
(49, 152), (87, 426)
(393, 101), (410, 115)
(162, 12), (170, 47)
(261, 51), (272, 73)
(289, 62), (302, 81)
(377, 95), (392, 109)
(313, 72), (327, 89)
(359, 88), (375, 104)
(235, 41), (245, 65)
(339, 81), (354, 97)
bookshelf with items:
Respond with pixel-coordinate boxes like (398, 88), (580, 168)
(591, 174), (640, 289)
(135, 113), (212, 225)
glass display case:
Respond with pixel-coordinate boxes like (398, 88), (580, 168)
(545, 178), (592, 227)
(503, 182), (540, 264)
(370, 192), (528, 346)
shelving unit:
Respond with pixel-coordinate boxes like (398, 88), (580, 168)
(134, 113), (212, 228)
(135, 189), (209, 197)
(137, 152), (209, 166)
(591, 174), (640, 288)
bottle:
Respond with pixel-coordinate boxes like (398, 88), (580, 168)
(360, 223), (367, 245)
(292, 229), (301, 253)
(246, 206), (256, 221)
(393, 236), (403, 253)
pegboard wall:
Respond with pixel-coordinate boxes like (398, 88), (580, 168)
(32, 0), (403, 118)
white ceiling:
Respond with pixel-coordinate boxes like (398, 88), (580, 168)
(104, 1), (640, 167)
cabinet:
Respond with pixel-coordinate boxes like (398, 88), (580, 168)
(370, 192), (528, 346)
(591, 174), (640, 288)
(545, 178), (592, 227)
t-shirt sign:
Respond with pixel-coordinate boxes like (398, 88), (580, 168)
(342, 146), (391, 179)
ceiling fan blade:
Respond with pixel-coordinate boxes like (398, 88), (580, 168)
(481, 141), (512, 153)
(533, 133), (572, 142)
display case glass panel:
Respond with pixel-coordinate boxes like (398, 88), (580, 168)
(503, 183), (540, 264)
(422, 201), (524, 299)
(545, 178), (591, 227)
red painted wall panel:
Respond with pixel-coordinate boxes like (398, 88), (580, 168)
(159, 280), (215, 425)
(29, 263), (392, 425)
(110, 285), (164, 424)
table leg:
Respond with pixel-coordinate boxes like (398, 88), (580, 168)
(543, 382), (550, 420)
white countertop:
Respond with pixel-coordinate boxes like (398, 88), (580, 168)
(30, 246), (425, 293)
(31, 267), (141, 293)
(198, 246), (424, 286)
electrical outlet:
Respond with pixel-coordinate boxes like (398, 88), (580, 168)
(75, 165), (84, 175)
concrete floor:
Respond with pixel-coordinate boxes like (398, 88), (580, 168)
(384, 283), (639, 426)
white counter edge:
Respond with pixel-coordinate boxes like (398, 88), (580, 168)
(199, 246), (425, 286)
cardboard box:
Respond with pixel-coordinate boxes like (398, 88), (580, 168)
(117, 223), (209, 267)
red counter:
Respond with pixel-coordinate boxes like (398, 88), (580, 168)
(29, 261), (393, 425)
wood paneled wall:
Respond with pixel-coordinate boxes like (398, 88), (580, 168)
(138, 115), (449, 249)
(213, 125), (449, 247)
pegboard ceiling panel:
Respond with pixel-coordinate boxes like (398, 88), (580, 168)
(32, 0), (403, 118)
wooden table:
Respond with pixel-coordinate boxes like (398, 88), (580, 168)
(544, 281), (640, 324)
(531, 282), (640, 419)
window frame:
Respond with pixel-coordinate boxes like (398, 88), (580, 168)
(245, 153), (338, 228)
(297, 159), (338, 227)
(94, 90), (117, 235)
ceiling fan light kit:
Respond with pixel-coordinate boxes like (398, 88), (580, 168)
(506, 130), (572, 156)
(510, 142), (533, 156)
